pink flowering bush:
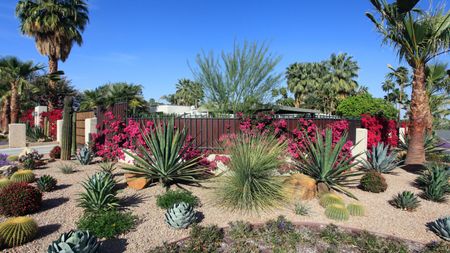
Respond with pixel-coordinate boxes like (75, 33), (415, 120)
(361, 114), (398, 150)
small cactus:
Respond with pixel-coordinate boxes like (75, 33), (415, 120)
(37, 175), (57, 192)
(10, 170), (35, 183)
(0, 178), (11, 189)
(347, 203), (365, 216)
(0, 216), (38, 248)
(319, 193), (344, 207)
(165, 202), (197, 229)
(325, 204), (349, 221)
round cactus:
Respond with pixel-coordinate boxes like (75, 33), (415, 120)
(347, 203), (365, 216)
(10, 170), (35, 183)
(165, 202), (197, 229)
(36, 175), (57, 192)
(0, 216), (38, 248)
(319, 193), (344, 207)
(0, 178), (11, 189)
(325, 204), (350, 221)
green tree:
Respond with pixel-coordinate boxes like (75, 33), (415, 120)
(271, 87), (295, 106)
(192, 41), (282, 113)
(366, 0), (450, 165)
(286, 62), (326, 108)
(382, 65), (411, 122)
(336, 93), (398, 119)
(425, 63), (449, 127)
(163, 79), (204, 107)
(16, 0), (89, 107)
(0, 56), (43, 123)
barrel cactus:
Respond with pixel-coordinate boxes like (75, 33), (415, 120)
(347, 203), (365, 216)
(165, 202), (197, 229)
(77, 146), (94, 165)
(0, 178), (11, 189)
(47, 230), (99, 253)
(325, 204), (350, 221)
(10, 170), (35, 183)
(0, 216), (38, 248)
(428, 216), (450, 241)
(37, 175), (57, 192)
(319, 193), (344, 207)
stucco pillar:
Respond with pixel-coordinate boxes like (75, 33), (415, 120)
(56, 119), (63, 143)
(8, 124), (26, 148)
(85, 117), (97, 144)
(353, 128), (368, 162)
(34, 106), (47, 127)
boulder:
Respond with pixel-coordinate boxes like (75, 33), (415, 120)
(124, 173), (149, 190)
(0, 165), (18, 178)
(284, 173), (317, 201)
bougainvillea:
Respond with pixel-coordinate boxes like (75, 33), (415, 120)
(49, 146), (61, 159)
(40, 109), (63, 139)
(19, 109), (34, 127)
(361, 114), (398, 150)
(0, 182), (42, 216)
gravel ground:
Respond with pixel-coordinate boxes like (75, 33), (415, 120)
(2, 161), (449, 253)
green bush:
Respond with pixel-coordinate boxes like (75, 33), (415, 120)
(156, 190), (199, 209)
(360, 171), (388, 193)
(77, 210), (136, 239)
(336, 93), (398, 119)
(215, 134), (287, 212)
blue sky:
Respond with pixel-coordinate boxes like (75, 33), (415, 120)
(0, 1), (447, 102)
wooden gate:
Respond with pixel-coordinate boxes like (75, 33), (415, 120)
(76, 111), (95, 145)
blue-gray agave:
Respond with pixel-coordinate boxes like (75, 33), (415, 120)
(428, 216), (450, 241)
(77, 145), (94, 165)
(361, 142), (400, 173)
(47, 230), (99, 253)
(165, 202), (196, 229)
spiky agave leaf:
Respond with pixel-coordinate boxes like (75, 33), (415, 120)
(10, 170), (35, 183)
(361, 142), (401, 173)
(76, 145), (94, 165)
(390, 191), (420, 211)
(416, 163), (449, 202)
(36, 175), (57, 192)
(428, 216), (450, 241)
(0, 216), (38, 248)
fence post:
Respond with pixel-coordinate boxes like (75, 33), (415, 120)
(34, 106), (47, 127)
(85, 117), (97, 144)
(8, 124), (26, 148)
(353, 128), (368, 162)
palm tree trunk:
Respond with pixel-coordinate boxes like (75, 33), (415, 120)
(10, 82), (19, 124)
(1, 97), (10, 133)
(405, 64), (430, 166)
(48, 56), (59, 110)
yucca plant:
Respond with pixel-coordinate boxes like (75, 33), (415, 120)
(123, 118), (208, 190)
(0, 216), (38, 248)
(416, 163), (449, 202)
(215, 134), (287, 213)
(78, 172), (119, 213)
(361, 142), (400, 173)
(428, 216), (450, 241)
(37, 175), (57, 192)
(295, 129), (362, 199)
(390, 191), (420, 211)
(47, 230), (99, 253)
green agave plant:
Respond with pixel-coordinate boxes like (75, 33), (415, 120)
(416, 163), (449, 202)
(47, 230), (99, 253)
(165, 202), (197, 229)
(98, 162), (117, 175)
(390, 191), (420, 211)
(123, 118), (208, 190)
(295, 129), (362, 199)
(37, 175), (57, 192)
(0, 216), (38, 248)
(428, 216), (450, 241)
(78, 172), (119, 213)
(361, 142), (400, 173)
(77, 146), (94, 165)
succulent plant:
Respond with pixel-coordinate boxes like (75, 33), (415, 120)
(0, 182), (42, 216)
(99, 162), (117, 175)
(390, 191), (420, 211)
(428, 216), (450, 241)
(165, 202), (197, 229)
(416, 163), (449, 202)
(37, 175), (57, 192)
(325, 204), (349, 221)
(59, 164), (76, 174)
(78, 172), (119, 213)
(319, 193), (344, 207)
(10, 169), (35, 183)
(360, 171), (388, 193)
(47, 230), (100, 253)
(0, 178), (11, 189)
(77, 145), (94, 165)
(361, 142), (400, 173)
(347, 203), (365, 216)
(0, 216), (38, 248)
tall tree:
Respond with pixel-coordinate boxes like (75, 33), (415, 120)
(366, 0), (450, 165)
(0, 57), (43, 123)
(286, 62), (325, 108)
(16, 0), (89, 107)
(425, 63), (449, 127)
(193, 41), (282, 113)
(163, 79), (204, 107)
(382, 65), (411, 122)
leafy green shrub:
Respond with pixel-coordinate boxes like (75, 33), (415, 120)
(228, 221), (253, 240)
(360, 171), (388, 193)
(156, 189), (199, 209)
(427, 216), (450, 242)
(77, 145), (94, 165)
(59, 164), (76, 174)
(215, 134), (286, 212)
(78, 172), (119, 212)
(296, 129), (362, 199)
(36, 175), (57, 192)
(0, 182), (42, 216)
(294, 202), (310, 216)
(187, 224), (223, 253)
(390, 191), (420, 211)
(0, 216), (38, 248)
(416, 163), (449, 202)
(47, 230), (99, 253)
(362, 142), (400, 173)
(336, 93), (398, 119)
(77, 210), (136, 238)
(123, 118), (208, 190)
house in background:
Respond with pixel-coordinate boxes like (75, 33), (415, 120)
(149, 105), (208, 116)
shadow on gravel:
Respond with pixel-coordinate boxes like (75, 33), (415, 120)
(35, 224), (61, 240)
(101, 238), (128, 253)
(55, 184), (71, 191)
(40, 197), (70, 212)
(121, 193), (148, 208)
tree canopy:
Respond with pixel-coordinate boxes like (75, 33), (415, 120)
(336, 93), (398, 119)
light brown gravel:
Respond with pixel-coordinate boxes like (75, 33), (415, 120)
(2, 162), (449, 253)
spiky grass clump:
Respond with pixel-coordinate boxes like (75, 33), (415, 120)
(325, 204), (349, 221)
(36, 175), (57, 192)
(99, 162), (117, 175)
(0, 216), (38, 248)
(347, 203), (365, 216)
(215, 134), (287, 213)
(294, 202), (310, 216)
(0, 178), (11, 189)
(59, 164), (76, 174)
(390, 191), (420, 211)
(319, 193), (344, 207)
(10, 170), (35, 183)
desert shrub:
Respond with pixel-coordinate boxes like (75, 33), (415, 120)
(423, 241), (450, 253)
(295, 129), (362, 199)
(390, 191), (420, 211)
(215, 134), (287, 212)
(77, 210), (136, 238)
(18, 151), (42, 170)
(59, 163), (76, 174)
(360, 171), (388, 193)
(49, 146), (61, 159)
(228, 221), (253, 240)
(416, 163), (449, 202)
(336, 93), (398, 119)
(186, 225), (223, 252)
(78, 172), (119, 213)
(0, 182), (42, 216)
(361, 142), (400, 173)
(156, 190), (199, 209)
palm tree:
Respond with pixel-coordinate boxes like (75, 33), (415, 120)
(366, 0), (449, 165)
(16, 0), (89, 105)
(79, 88), (105, 111)
(425, 63), (449, 126)
(0, 57), (43, 124)
(0, 85), (10, 133)
(382, 65), (411, 122)
(164, 79), (204, 107)
(287, 62), (325, 108)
